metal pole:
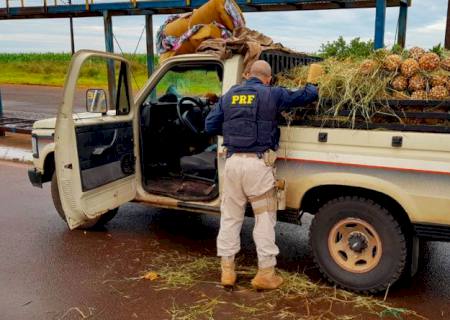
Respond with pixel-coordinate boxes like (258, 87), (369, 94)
(397, 0), (408, 48)
(103, 11), (116, 109)
(374, 0), (386, 49)
(0, 89), (3, 117)
(0, 89), (4, 136)
(145, 14), (154, 77)
(69, 0), (75, 55)
(446, 0), (450, 49)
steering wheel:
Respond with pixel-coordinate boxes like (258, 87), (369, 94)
(176, 96), (208, 134)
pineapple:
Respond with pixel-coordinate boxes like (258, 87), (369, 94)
(431, 74), (448, 87)
(391, 75), (408, 91)
(441, 57), (450, 71)
(383, 54), (402, 72)
(419, 53), (440, 71)
(401, 58), (419, 77)
(411, 90), (427, 100)
(408, 74), (426, 91)
(408, 47), (425, 61)
(359, 59), (377, 75)
(446, 80), (450, 93)
(429, 86), (449, 100)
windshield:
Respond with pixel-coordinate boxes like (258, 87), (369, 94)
(150, 66), (222, 102)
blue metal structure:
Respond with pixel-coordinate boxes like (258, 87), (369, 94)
(103, 11), (116, 104)
(0, 0), (410, 80)
(397, 0), (408, 48)
(145, 14), (154, 77)
(374, 0), (386, 49)
(0, 0), (408, 19)
(0, 89), (3, 117)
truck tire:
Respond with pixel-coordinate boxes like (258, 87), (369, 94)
(309, 196), (407, 294)
(51, 172), (118, 228)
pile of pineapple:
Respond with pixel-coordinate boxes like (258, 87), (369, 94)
(362, 47), (450, 100)
(276, 46), (450, 127)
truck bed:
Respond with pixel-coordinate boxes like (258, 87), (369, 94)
(283, 99), (450, 134)
(277, 125), (450, 226)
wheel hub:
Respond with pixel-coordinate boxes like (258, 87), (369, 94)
(328, 218), (383, 273)
(348, 232), (368, 253)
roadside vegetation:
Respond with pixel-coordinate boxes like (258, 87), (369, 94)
(0, 53), (221, 95)
(0, 52), (153, 88)
(318, 36), (375, 60)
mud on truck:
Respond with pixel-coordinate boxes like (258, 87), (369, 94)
(28, 50), (450, 293)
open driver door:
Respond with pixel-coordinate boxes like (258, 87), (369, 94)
(55, 50), (136, 229)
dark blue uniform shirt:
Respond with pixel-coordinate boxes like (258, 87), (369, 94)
(205, 77), (318, 140)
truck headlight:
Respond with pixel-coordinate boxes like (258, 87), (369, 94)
(31, 134), (39, 158)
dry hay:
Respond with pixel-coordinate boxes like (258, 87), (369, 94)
(136, 255), (427, 320)
(276, 52), (396, 126)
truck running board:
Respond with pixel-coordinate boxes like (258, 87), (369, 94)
(414, 223), (450, 242)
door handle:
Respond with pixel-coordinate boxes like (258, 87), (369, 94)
(92, 129), (118, 155)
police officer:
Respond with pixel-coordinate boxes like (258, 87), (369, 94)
(205, 60), (319, 290)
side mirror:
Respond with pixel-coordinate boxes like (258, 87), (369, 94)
(86, 89), (107, 113)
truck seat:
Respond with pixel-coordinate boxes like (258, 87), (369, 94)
(180, 151), (216, 180)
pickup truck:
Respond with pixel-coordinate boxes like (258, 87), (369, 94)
(28, 49), (450, 294)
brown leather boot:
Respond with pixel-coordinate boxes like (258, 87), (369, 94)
(221, 259), (237, 287)
(251, 267), (283, 290)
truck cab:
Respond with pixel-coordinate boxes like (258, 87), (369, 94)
(29, 50), (450, 294)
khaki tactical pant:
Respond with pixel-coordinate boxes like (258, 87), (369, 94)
(217, 153), (279, 269)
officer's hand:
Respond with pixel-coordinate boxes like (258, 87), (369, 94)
(306, 64), (324, 85)
(205, 92), (219, 105)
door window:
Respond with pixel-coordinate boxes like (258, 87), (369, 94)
(75, 58), (131, 115)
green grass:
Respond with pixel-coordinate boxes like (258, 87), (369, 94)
(0, 53), (221, 96)
(0, 53), (154, 88)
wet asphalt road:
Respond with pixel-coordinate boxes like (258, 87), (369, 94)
(1, 84), (84, 119)
(1, 161), (450, 319)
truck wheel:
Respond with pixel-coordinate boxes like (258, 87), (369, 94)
(51, 172), (118, 228)
(309, 196), (407, 294)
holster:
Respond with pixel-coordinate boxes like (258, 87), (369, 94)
(263, 150), (277, 167)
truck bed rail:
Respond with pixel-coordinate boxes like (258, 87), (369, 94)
(283, 99), (450, 134)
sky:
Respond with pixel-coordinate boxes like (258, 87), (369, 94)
(0, 0), (448, 54)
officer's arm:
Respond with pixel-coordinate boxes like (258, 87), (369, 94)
(205, 100), (224, 135)
(276, 84), (318, 112)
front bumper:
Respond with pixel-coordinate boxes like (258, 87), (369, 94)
(28, 168), (43, 188)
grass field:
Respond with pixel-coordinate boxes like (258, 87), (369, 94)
(0, 53), (152, 88)
(0, 53), (222, 96)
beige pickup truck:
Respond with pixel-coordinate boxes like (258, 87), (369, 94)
(28, 50), (450, 293)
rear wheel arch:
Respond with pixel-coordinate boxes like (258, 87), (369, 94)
(300, 185), (412, 233)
